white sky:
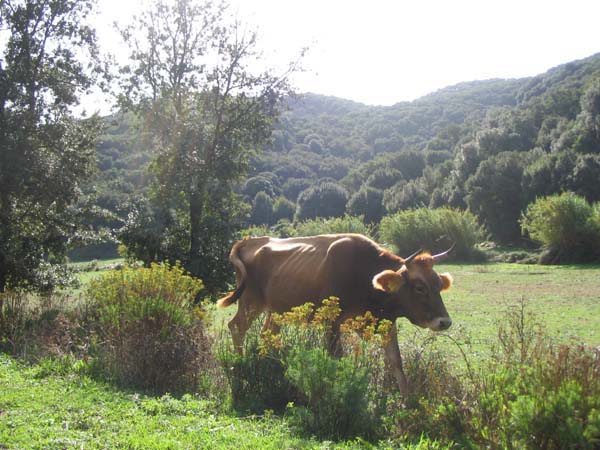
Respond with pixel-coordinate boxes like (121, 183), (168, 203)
(90, 0), (600, 111)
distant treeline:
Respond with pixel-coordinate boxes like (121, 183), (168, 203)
(96, 53), (600, 246)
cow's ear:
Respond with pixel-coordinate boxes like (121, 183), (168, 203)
(373, 270), (404, 293)
(440, 272), (453, 291)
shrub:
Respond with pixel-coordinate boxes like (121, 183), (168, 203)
(259, 298), (390, 441)
(520, 192), (600, 263)
(379, 207), (485, 261)
(219, 298), (390, 440)
(87, 262), (211, 393)
(471, 299), (600, 449)
(295, 215), (372, 237)
(285, 348), (375, 440)
(216, 322), (298, 414)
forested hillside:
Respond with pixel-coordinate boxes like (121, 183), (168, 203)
(97, 52), (600, 251)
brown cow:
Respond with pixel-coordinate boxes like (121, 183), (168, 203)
(217, 233), (454, 394)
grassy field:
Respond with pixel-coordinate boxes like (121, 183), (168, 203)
(441, 262), (600, 345)
(211, 261), (600, 362)
(2, 260), (599, 449)
(0, 356), (444, 449)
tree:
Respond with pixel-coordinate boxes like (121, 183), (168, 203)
(250, 191), (273, 225)
(346, 187), (385, 224)
(272, 196), (295, 222)
(384, 179), (429, 212)
(568, 154), (600, 202)
(243, 176), (276, 200)
(388, 150), (426, 180)
(465, 152), (531, 243)
(118, 0), (300, 292)
(296, 181), (348, 221)
(0, 0), (102, 293)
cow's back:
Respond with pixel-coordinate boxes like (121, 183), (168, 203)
(237, 234), (394, 314)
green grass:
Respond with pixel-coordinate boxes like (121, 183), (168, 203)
(0, 355), (449, 449)
(67, 258), (126, 296)
(212, 262), (600, 350)
(15, 260), (592, 448)
(440, 262), (600, 346)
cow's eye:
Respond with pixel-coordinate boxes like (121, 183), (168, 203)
(414, 284), (428, 295)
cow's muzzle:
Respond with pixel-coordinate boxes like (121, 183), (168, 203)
(427, 317), (452, 331)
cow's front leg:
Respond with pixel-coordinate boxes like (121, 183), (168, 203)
(384, 324), (409, 395)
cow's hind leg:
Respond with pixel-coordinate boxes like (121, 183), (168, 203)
(228, 300), (262, 354)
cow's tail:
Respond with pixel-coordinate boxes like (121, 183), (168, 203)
(216, 239), (248, 308)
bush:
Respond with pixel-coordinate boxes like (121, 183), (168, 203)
(520, 192), (600, 263)
(261, 299), (390, 440)
(473, 300), (600, 449)
(216, 322), (298, 414)
(295, 215), (372, 237)
(387, 299), (600, 448)
(219, 298), (390, 440)
(378, 208), (485, 261)
(87, 262), (212, 393)
(285, 347), (375, 440)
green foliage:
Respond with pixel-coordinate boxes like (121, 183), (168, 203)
(384, 179), (429, 213)
(465, 151), (532, 243)
(87, 262), (210, 393)
(569, 153), (600, 202)
(379, 208), (485, 260)
(272, 196), (296, 222)
(347, 187), (385, 224)
(0, 0), (103, 292)
(243, 176), (277, 199)
(250, 191), (274, 225)
(509, 380), (599, 449)
(285, 348), (374, 440)
(295, 215), (372, 237)
(217, 325), (297, 414)
(295, 181), (348, 221)
(521, 192), (600, 263)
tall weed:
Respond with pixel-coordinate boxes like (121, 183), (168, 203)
(0, 290), (88, 361)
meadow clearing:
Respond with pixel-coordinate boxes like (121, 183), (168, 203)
(1, 260), (599, 449)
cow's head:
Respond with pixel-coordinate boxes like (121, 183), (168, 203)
(372, 248), (453, 331)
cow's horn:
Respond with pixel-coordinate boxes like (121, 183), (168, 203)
(404, 248), (423, 264)
(432, 243), (456, 262)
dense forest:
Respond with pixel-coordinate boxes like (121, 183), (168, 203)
(95, 52), (600, 263)
(2, 0), (599, 295)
